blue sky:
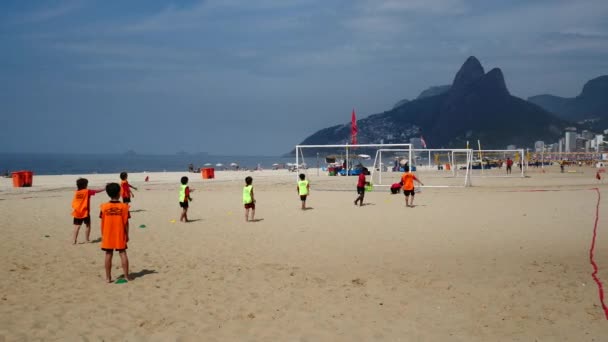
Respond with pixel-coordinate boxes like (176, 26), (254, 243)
(1, 0), (607, 155)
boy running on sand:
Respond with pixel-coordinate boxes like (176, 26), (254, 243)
(72, 178), (104, 244)
(297, 173), (310, 210)
(100, 183), (131, 283)
(179, 176), (193, 222)
(243, 176), (256, 222)
(119, 172), (138, 204)
(401, 165), (424, 208)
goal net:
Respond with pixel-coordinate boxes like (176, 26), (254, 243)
(469, 149), (526, 178)
(371, 148), (473, 188)
(294, 144), (412, 191)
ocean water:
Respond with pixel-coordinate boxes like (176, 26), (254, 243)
(0, 153), (296, 176)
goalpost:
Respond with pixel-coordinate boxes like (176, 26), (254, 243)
(371, 148), (473, 188)
(470, 149), (526, 178)
(294, 144), (413, 190)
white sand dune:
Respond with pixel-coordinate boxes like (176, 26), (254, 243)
(0, 166), (606, 340)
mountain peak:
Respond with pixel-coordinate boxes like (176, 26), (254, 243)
(581, 75), (608, 99)
(451, 56), (485, 90)
(480, 68), (509, 96)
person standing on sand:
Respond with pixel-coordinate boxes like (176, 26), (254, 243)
(99, 183), (131, 283)
(71, 178), (104, 244)
(120, 172), (138, 205)
(401, 165), (424, 208)
(297, 173), (310, 210)
(354, 171), (366, 206)
(179, 176), (193, 222)
(243, 176), (256, 222)
(506, 158), (513, 175)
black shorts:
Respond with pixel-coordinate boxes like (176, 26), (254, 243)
(506, 166), (512, 171)
(102, 248), (127, 252)
(357, 186), (365, 195)
(300, 195), (307, 201)
(403, 189), (415, 197)
(179, 201), (189, 209)
(73, 216), (91, 225)
(244, 202), (255, 209)
(122, 197), (131, 204)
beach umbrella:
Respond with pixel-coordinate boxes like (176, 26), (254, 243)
(357, 154), (371, 159)
(230, 162), (238, 167)
(216, 163), (224, 167)
(272, 163), (279, 166)
(204, 163), (212, 166)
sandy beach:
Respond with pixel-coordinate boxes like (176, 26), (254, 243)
(0, 166), (607, 341)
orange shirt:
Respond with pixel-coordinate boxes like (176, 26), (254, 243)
(99, 201), (130, 250)
(401, 173), (418, 191)
(120, 180), (131, 198)
(72, 189), (96, 218)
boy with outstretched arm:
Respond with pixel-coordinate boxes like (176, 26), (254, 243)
(72, 178), (105, 244)
(119, 171), (138, 204)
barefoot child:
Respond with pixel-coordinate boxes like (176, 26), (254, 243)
(401, 165), (424, 207)
(354, 172), (366, 206)
(297, 173), (310, 210)
(119, 171), (138, 204)
(243, 176), (256, 222)
(71, 178), (104, 244)
(179, 176), (193, 222)
(100, 183), (131, 283)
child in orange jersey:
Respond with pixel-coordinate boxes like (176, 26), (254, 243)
(71, 178), (104, 244)
(100, 183), (131, 283)
(401, 165), (424, 208)
(119, 171), (138, 204)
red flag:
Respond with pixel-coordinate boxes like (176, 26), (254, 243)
(420, 136), (427, 148)
(351, 109), (358, 145)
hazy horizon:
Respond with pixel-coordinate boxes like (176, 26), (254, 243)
(1, 0), (607, 156)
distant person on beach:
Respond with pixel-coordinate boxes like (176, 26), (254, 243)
(297, 173), (310, 210)
(99, 183), (131, 283)
(506, 158), (513, 174)
(71, 178), (104, 244)
(560, 160), (565, 173)
(401, 165), (424, 208)
(179, 176), (193, 222)
(119, 172), (137, 204)
(354, 171), (366, 206)
(243, 176), (256, 222)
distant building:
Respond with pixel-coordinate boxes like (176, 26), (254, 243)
(559, 138), (565, 153)
(534, 141), (545, 152)
(565, 131), (577, 152)
(507, 144), (517, 150)
(596, 135), (604, 152)
(582, 130), (594, 140)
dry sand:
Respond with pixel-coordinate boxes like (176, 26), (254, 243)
(0, 166), (607, 341)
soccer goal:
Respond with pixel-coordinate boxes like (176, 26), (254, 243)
(470, 149), (526, 178)
(371, 148), (473, 188)
(294, 144), (412, 191)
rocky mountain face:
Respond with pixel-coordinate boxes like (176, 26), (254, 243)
(295, 56), (569, 152)
(528, 75), (608, 122)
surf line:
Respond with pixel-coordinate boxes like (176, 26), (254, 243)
(503, 187), (607, 319)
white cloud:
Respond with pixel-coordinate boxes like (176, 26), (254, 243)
(18, 0), (85, 23)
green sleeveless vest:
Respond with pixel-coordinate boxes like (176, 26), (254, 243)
(243, 185), (253, 204)
(298, 180), (309, 195)
(179, 184), (187, 202)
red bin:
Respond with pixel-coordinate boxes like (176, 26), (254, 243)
(21, 171), (33, 187)
(202, 168), (215, 179)
(12, 172), (24, 187)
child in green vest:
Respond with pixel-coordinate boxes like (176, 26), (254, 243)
(243, 176), (256, 222)
(297, 173), (310, 210)
(179, 176), (193, 222)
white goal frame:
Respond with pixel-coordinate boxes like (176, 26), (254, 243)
(295, 143), (412, 180)
(470, 149), (526, 178)
(372, 148), (473, 188)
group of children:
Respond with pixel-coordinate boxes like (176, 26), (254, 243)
(71, 167), (419, 283)
(71, 172), (136, 283)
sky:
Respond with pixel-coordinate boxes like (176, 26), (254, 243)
(1, 0), (607, 156)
